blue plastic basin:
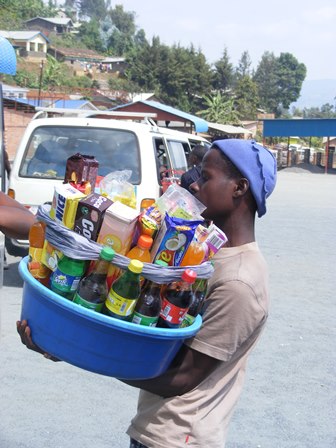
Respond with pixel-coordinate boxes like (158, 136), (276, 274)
(19, 257), (202, 379)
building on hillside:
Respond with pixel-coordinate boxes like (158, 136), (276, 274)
(100, 57), (127, 75)
(206, 122), (253, 140)
(1, 84), (29, 100)
(48, 46), (105, 75)
(0, 30), (49, 60)
(25, 17), (75, 35)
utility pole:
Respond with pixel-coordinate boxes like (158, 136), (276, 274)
(38, 60), (44, 107)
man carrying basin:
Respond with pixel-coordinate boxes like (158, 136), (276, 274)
(17, 139), (277, 448)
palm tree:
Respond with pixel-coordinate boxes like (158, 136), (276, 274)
(198, 92), (241, 125)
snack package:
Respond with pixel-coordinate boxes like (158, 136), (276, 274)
(155, 183), (206, 220)
(49, 184), (85, 229)
(203, 223), (228, 260)
(97, 201), (139, 287)
(151, 214), (203, 267)
(99, 170), (136, 209)
(74, 193), (113, 241)
(64, 153), (99, 194)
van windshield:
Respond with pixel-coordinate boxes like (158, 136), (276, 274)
(20, 126), (141, 184)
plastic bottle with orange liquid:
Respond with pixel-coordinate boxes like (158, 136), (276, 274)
(180, 226), (208, 267)
(28, 221), (51, 286)
(126, 235), (153, 263)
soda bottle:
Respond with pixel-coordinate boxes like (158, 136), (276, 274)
(131, 260), (167, 327)
(157, 268), (197, 329)
(104, 259), (143, 321)
(181, 278), (208, 327)
(28, 221), (51, 287)
(73, 246), (115, 312)
(126, 235), (153, 262)
(50, 255), (87, 300)
(180, 226), (208, 266)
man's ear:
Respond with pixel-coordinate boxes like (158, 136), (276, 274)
(233, 178), (249, 198)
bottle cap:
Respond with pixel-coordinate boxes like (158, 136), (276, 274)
(181, 269), (197, 284)
(100, 246), (115, 261)
(129, 259), (144, 274)
(154, 259), (168, 267)
(137, 234), (153, 249)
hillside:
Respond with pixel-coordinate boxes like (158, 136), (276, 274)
(291, 79), (336, 109)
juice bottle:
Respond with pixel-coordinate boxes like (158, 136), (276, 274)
(126, 235), (153, 286)
(50, 255), (87, 300)
(126, 235), (153, 263)
(157, 268), (197, 329)
(131, 260), (167, 327)
(73, 247), (115, 312)
(180, 225), (208, 267)
(104, 259), (143, 321)
(28, 221), (51, 287)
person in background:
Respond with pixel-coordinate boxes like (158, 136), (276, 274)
(180, 144), (209, 191)
(0, 192), (36, 240)
(17, 139), (277, 448)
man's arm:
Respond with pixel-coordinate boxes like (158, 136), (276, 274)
(121, 344), (220, 398)
(0, 192), (36, 239)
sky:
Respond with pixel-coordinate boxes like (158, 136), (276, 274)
(116, 0), (336, 81)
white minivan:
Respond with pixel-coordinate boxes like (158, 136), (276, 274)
(7, 113), (209, 256)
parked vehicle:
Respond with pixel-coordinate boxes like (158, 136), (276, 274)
(6, 112), (209, 256)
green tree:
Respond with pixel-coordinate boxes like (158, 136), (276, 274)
(79, 0), (107, 20)
(234, 75), (259, 120)
(212, 48), (234, 93)
(276, 52), (306, 110)
(198, 92), (241, 124)
(235, 50), (252, 80)
(253, 51), (279, 113)
(78, 19), (104, 52)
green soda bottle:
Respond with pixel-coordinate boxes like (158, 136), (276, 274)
(73, 247), (115, 312)
(50, 255), (87, 300)
(104, 259), (143, 321)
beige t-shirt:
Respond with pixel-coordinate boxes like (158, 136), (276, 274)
(127, 242), (269, 448)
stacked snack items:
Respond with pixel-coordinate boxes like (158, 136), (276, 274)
(49, 184), (85, 230)
(157, 268), (197, 328)
(131, 260), (168, 327)
(103, 259), (143, 321)
(28, 221), (52, 287)
(64, 153), (99, 195)
(73, 246), (115, 312)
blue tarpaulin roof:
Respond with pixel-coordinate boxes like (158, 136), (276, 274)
(112, 100), (209, 133)
(263, 119), (336, 137)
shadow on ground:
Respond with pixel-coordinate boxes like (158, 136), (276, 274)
(3, 261), (23, 288)
(282, 163), (336, 174)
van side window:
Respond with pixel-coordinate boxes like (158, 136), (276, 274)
(153, 138), (169, 182)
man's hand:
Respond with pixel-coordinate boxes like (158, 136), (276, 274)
(16, 320), (60, 361)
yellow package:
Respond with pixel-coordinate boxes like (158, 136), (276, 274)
(49, 184), (85, 229)
(41, 240), (63, 272)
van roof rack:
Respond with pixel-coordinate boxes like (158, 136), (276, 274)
(33, 107), (157, 121)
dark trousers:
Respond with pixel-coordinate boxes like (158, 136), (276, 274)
(129, 438), (148, 448)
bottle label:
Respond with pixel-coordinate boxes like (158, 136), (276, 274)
(73, 293), (103, 312)
(51, 268), (81, 292)
(180, 313), (195, 328)
(29, 247), (43, 263)
(160, 298), (188, 325)
(105, 289), (137, 317)
(132, 312), (158, 327)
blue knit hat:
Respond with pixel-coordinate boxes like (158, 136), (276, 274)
(212, 139), (277, 217)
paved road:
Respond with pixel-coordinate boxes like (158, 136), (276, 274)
(1, 167), (335, 448)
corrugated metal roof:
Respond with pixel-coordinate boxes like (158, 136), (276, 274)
(208, 122), (252, 135)
(0, 30), (49, 42)
(25, 17), (74, 26)
(53, 99), (97, 110)
(112, 100), (208, 133)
